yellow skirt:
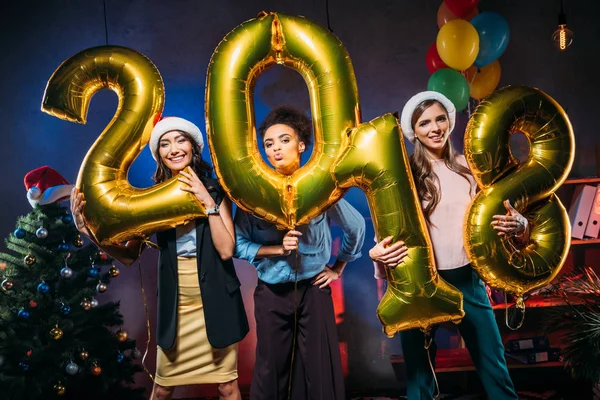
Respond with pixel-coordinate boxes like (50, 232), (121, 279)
(155, 256), (238, 386)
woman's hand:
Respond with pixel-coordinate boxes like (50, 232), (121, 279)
(312, 265), (340, 288)
(178, 168), (216, 209)
(281, 230), (302, 256)
(491, 200), (529, 237)
(369, 236), (408, 268)
(70, 187), (91, 238)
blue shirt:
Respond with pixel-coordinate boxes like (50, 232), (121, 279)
(234, 198), (366, 284)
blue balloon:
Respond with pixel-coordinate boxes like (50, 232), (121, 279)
(471, 12), (510, 68)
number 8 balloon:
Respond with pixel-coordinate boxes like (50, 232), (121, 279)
(41, 46), (208, 245)
(464, 86), (575, 304)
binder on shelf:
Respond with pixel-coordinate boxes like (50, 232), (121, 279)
(568, 184), (596, 239)
(505, 336), (549, 352)
(584, 185), (600, 239)
(505, 348), (561, 364)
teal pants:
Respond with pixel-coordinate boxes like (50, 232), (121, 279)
(400, 265), (517, 399)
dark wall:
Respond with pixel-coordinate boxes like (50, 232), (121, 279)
(1, 0), (598, 396)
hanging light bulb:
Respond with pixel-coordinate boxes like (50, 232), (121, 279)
(552, 0), (573, 51)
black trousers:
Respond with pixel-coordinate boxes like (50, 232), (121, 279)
(250, 278), (345, 400)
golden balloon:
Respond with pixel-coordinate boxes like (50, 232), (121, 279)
(41, 46), (207, 245)
(464, 86), (575, 301)
(333, 114), (464, 335)
(206, 12), (360, 229)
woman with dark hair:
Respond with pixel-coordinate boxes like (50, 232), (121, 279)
(234, 105), (365, 400)
(369, 92), (526, 399)
(71, 117), (248, 400)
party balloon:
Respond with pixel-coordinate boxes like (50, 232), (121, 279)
(464, 86), (574, 305)
(471, 12), (510, 68)
(444, 0), (479, 18)
(436, 19), (479, 71)
(42, 46), (207, 245)
(427, 68), (470, 111)
(426, 42), (448, 74)
(437, 1), (479, 29)
(332, 114), (464, 336)
(206, 12), (360, 229)
(465, 60), (501, 99)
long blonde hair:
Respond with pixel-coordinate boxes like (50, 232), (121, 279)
(409, 100), (471, 225)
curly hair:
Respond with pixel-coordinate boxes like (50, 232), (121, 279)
(258, 105), (312, 146)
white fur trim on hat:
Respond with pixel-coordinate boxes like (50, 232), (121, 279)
(149, 117), (204, 160)
(27, 184), (74, 208)
(400, 91), (456, 143)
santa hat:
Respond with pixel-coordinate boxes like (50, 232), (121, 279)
(24, 166), (74, 208)
(149, 117), (204, 161)
(400, 91), (456, 143)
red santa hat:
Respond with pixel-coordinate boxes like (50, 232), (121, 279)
(24, 166), (74, 208)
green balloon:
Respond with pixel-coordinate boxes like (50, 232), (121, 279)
(427, 68), (469, 111)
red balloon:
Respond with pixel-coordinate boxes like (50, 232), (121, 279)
(426, 42), (448, 74)
(443, 0), (480, 18)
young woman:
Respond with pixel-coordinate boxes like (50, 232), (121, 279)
(234, 106), (365, 400)
(369, 92), (526, 399)
(70, 117), (248, 400)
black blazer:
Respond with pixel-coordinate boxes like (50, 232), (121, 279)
(155, 183), (249, 350)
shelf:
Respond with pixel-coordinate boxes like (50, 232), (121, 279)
(571, 238), (600, 245)
(563, 177), (600, 185)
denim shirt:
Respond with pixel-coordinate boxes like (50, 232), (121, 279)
(234, 198), (366, 284)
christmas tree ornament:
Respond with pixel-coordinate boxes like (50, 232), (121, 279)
(19, 361), (30, 371)
(1, 278), (14, 290)
(96, 282), (108, 293)
(62, 215), (73, 224)
(13, 227), (26, 239)
(130, 348), (142, 359)
(50, 325), (64, 340)
(18, 309), (30, 319)
(26, 349), (32, 357)
(91, 362), (102, 376)
(24, 254), (36, 265)
(98, 251), (108, 261)
(80, 299), (92, 311)
(60, 267), (73, 278)
(65, 361), (79, 375)
(35, 227), (48, 239)
(74, 235), (84, 247)
(79, 350), (89, 361)
(116, 352), (125, 363)
(109, 265), (120, 277)
(37, 281), (50, 294)
(57, 243), (70, 252)
(115, 329), (129, 342)
(0, 355), (5, 367)
(88, 267), (99, 278)
(59, 303), (71, 315)
(90, 298), (99, 308)
(29, 300), (37, 308)
(54, 382), (66, 396)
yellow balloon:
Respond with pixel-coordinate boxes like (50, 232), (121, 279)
(205, 12), (360, 229)
(464, 86), (575, 303)
(465, 60), (501, 99)
(42, 46), (207, 245)
(436, 19), (479, 71)
(332, 114), (464, 336)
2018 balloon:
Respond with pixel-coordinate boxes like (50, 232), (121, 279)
(463, 86), (574, 305)
(42, 46), (207, 245)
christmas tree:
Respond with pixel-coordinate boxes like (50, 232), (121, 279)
(0, 167), (146, 399)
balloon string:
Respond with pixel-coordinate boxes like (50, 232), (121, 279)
(325, 0), (333, 32)
(137, 241), (154, 381)
(504, 292), (526, 331)
(287, 238), (299, 400)
(423, 327), (440, 399)
(103, 0), (109, 45)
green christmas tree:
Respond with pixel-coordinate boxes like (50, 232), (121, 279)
(0, 202), (146, 399)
